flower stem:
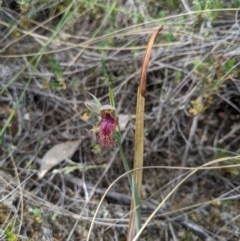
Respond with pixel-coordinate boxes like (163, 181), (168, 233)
(116, 129), (141, 231)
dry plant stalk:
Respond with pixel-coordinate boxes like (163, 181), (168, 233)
(127, 25), (164, 240)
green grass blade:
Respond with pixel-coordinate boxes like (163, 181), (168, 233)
(86, 92), (102, 110)
(0, 0), (77, 139)
(108, 87), (115, 108)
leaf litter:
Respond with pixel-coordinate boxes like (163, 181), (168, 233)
(38, 139), (82, 178)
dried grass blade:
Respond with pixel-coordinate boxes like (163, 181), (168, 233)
(127, 25), (163, 241)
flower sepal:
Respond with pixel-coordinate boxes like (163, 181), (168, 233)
(85, 92), (118, 147)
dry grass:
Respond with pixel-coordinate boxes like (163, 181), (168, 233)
(1, 0), (240, 240)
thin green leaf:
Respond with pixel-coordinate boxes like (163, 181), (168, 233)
(86, 92), (102, 110)
(116, 130), (141, 230)
(84, 101), (100, 115)
(108, 87), (115, 108)
(0, 0), (77, 139)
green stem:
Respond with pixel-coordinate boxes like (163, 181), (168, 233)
(116, 130), (132, 186)
(116, 129), (141, 230)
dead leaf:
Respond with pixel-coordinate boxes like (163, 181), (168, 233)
(118, 114), (135, 130)
(81, 111), (90, 121)
(38, 140), (81, 178)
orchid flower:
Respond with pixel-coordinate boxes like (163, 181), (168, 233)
(85, 96), (118, 147)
